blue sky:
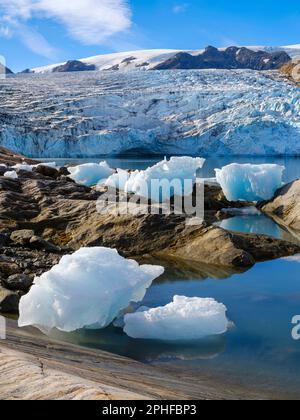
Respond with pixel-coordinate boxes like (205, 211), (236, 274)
(1, 0), (300, 72)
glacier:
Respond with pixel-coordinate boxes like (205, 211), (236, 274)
(1, 70), (300, 157)
(123, 296), (229, 342)
(18, 247), (164, 333)
(215, 163), (284, 201)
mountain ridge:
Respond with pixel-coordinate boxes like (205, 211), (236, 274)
(29, 44), (300, 74)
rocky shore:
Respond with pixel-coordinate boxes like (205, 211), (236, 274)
(1, 146), (300, 315)
(1, 146), (300, 400)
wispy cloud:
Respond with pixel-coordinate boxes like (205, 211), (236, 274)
(0, 0), (133, 57)
(173, 3), (189, 14)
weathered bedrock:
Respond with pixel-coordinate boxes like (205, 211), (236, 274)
(260, 179), (300, 231)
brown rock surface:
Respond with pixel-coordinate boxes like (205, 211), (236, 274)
(260, 179), (300, 230)
(0, 146), (38, 166)
(0, 172), (298, 275)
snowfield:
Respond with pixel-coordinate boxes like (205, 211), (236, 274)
(1, 69), (300, 157)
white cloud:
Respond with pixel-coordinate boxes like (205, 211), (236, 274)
(0, 0), (132, 57)
(173, 3), (189, 14)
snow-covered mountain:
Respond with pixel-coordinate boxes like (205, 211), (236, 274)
(1, 69), (300, 157)
(30, 45), (300, 74)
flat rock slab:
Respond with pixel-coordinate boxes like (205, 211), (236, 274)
(0, 319), (289, 400)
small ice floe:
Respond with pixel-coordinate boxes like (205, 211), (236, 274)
(18, 247), (164, 333)
(123, 295), (229, 342)
(124, 156), (205, 201)
(4, 170), (18, 179)
(12, 161), (57, 172)
(12, 163), (34, 172)
(215, 163), (285, 202)
(68, 161), (114, 186)
(220, 207), (261, 216)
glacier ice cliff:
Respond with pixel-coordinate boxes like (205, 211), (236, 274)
(1, 70), (300, 157)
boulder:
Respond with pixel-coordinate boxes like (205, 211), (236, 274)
(260, 180), (300, 230)
(10, 230), (34, 246)
(29, 236), (61, 253)
(0, 287), (19, 314)
(2, 274), (33, 291)
(34, 165), (59, 179)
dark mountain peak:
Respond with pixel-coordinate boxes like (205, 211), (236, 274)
(0, 63), (13, 75)
(204, 45), (219, 53)
(52, 60), (96, 73)
(154, 46), (291, 71)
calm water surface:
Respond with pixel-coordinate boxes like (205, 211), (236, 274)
(50, 256), (300, 398)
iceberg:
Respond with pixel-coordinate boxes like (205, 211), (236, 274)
(105, 168), (130, 191)
(68, 162), (114, 186)
(124, 157), (205, 201)
(215, 163), (285, 202)
(18, 247), (164, 333)
(11, 162), (57, 172)
(4, 170), (18, 179)
(123, 295), (229, 342)
(12, 163), (33, 172)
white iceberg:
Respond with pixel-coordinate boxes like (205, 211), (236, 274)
(215, 163), (285, 202)
(68, 161), (114, 186)
(123, 295), (229, 342)
(105, 168), (130, 191)
(12, 163), (34, 172)
(11, 162), (57, 172)
(124, 157), (205, 201)
(18, 247), (164, 333)
(4, 170), (18, 179)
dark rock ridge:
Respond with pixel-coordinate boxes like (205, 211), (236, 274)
(53, 60), (96, 73)
(0, 63), (13, 75)
(154, 46), (291, 70)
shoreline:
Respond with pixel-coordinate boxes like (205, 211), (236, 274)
(0, 318), (294, 400)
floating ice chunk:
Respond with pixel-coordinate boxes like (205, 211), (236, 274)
(124, 157), (205, 201)
(18, 247), (164, 333)
(68, 162), (114, 186)
(11, 162), (57, 172)
(12, 163), (33, 172)
(4, 171), (18, 179)
(105, 168), (130, 190)
(124, 296), (229, 342)
(215, 163), (285, 202)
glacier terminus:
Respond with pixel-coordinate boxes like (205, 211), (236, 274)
(0, 69), (300, 157)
